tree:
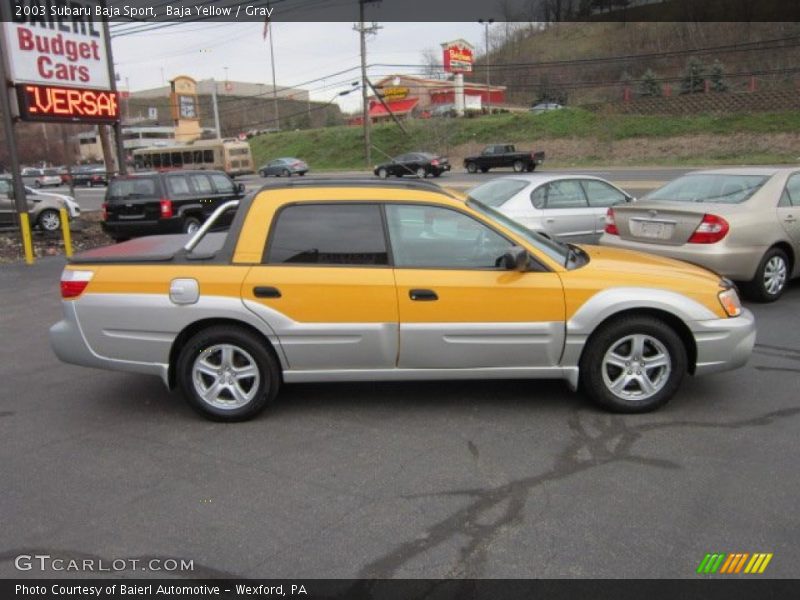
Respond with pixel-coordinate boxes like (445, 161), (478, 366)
(638, 69), (662, 97)
(680, 57), (706, 94)
(709, 60), (729, 92)
(420, 47), (446, 80)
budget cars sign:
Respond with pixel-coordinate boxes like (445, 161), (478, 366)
(3, 0), (110, 89)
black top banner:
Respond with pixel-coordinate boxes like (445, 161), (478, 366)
(4, 0), (800, 23)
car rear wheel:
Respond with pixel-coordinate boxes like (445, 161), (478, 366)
(377, 167), (388, 179)
(182, 216), (202, 235)
(744, 247), (789, 302)
(480, 167), (489, 173)
(579, 316), (686, 413)
(37, 209), (61, 232)
(513, 160), (525, 172)
(177, 326), (280, 421)
(259, 170), (267, 177)
(466, 162), (478, 174)
(282, 168), (291, 177)
(416, 167), (427, 178)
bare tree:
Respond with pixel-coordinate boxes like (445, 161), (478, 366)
(420, 47), (446, 80)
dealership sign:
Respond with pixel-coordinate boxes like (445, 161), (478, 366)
(1, 0), (118, 122)
(441, 39), (475, 74)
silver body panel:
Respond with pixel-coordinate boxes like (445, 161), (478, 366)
(50, 285), (755, 393)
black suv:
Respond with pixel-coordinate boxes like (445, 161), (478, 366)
(102, 170), (245, 241)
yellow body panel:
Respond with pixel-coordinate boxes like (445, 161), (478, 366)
(66, 184), (729, 321)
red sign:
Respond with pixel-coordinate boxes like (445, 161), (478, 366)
(17, 83), (119, 123)
(442, 41), (474, 74)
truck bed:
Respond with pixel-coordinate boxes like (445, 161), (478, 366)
(70, 232), (229, 264)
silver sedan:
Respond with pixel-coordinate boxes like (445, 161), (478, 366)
(466, 174), (633, 244)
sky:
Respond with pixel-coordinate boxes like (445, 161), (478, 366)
(110, 22), (487, 113)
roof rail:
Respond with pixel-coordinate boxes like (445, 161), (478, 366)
(254, 177), (457, 198)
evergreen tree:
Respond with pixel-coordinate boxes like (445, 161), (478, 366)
(638, 69), (662, 97)
(680, 57), (706, 94)
(709, 60), (729, 92)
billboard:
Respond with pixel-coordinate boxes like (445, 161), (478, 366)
(441, 39), (475, 74)
(2, 1), (111, 90)
(17, 83), (119, 122)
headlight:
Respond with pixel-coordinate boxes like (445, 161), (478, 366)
(718, 287), (742, 317)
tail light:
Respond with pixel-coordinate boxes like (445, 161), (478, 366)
(101, 202), (108, 221)
(604, 208), (619, 235)
(688, 214), (729, 244)
(60, 270), (94, 299)
(431, 159), (439, 166)
(160, 199), (173, 219)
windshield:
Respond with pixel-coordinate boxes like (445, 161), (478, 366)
(467, 178), (530, 207)
(466, 198), (569, 265)
(645, 174), (769, 204)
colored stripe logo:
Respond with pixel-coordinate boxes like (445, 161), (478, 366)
(697, 553), (773, 574)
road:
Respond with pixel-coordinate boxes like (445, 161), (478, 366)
(1, 258), (799, 578)
(53, 166), (696, 213)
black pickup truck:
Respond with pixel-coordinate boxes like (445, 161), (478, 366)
(464, 144), (545, 173)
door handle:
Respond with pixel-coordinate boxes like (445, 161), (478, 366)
(253, 286), (281, 298)
(545, 218), (555, 223)
(409, 289), (438, 301)
(785, 215), (797, 223)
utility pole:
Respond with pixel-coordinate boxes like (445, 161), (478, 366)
(266, 14), (280, 130)
(102, 5), (126, 175)
(355, 0), (381, 168)
(211, 78), (221, 138)
(478, 19), (494, 113)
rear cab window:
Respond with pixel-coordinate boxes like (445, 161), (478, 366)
(265, 204), (388, 266)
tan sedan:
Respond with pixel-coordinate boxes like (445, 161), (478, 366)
(600, 168), (800, 302)
(0, 177), (68, 232)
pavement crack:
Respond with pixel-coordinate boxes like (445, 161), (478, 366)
(356, 407), (800, 579)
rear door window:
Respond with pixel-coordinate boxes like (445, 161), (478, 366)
(544, 180), (588, 209)
(166, 175), (191, 196)
(189, 173), (213, 194)
(581, 179), (627, 207)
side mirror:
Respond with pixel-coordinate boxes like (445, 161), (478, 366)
(501, 245), (528, 271)
(237, 182), (245, 194)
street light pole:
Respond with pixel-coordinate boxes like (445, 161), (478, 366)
(478, 19), (494, 113)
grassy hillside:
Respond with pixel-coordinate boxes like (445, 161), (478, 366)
(249, 109), (800, 170)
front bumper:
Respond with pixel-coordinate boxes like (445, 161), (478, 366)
(50, 301), (170, 386)
(691, 308), (756, 376)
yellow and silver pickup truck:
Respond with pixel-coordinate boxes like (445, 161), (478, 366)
(50, 179), (755, 421)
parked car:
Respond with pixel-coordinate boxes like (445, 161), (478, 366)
(101, 169), (245, 241)
(0, 177), (70, 231)
(25, 186), (80, 219)
(52, 178), (754, 421)
(258, 158), (309, 177)
(530, 102), (564, 114)
(464, 144), (545, 174)
(73, 166), (110, 187)
(20, 168), (61, 188)
(374, 152), (451, 178)
(601, 168), (800, 302)
(467, 175), (633, 244)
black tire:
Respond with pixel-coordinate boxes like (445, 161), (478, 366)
(742, 247), (790, 303)
(259, 170), (267, 177)
(432, 171), (442, 178)
(182, 215), (202, 235)
(579, 316), (686, 413)
(466, 162), (478, 174)
(88, 180), (94, 188)
(377, 167), (389, 179)
(112, 237), (130, 243)
(480, 167), (489, 173)
(177, 325), (280, 421)
(298, 171), (306, 176)
(513, 160), (525, 172)
(37, 209), (61, 232)
(282, 168), (291, 177)
(416, 167), (427, 179)
(527, 163), (536, 172)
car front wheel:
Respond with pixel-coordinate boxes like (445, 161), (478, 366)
(513, 160), (525, 172)
(466, 162), (478, 174)
(177, 326), (280, 421)
(579, 316), (686, 413)
(416, 167), (427, 178)
(743, 247), (789, 302)
(377, 167), (388, 179)
(37, 209), (61, 232)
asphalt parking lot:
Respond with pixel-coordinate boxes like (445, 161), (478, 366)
(1, 257), (799, 579)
